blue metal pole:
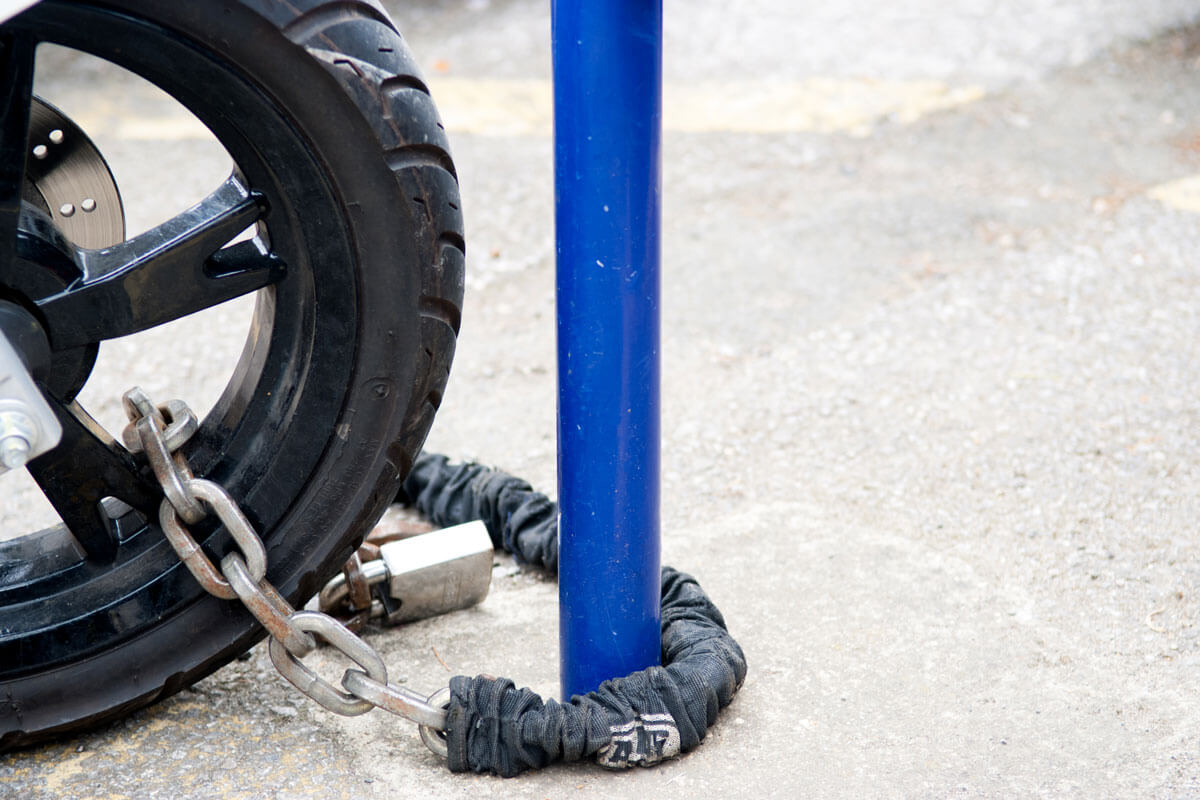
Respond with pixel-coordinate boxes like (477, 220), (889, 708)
(552, 0), (663, 698)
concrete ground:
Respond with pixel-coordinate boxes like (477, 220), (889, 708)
(6, 0), (1200, 797)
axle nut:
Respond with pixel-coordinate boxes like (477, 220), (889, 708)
(0, 435), (31, 469)
(0, 409), (39, 471)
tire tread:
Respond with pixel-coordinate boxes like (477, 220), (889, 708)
(276, 0), (465, 485)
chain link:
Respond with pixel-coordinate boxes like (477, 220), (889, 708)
(121, 387), (451, 754)
(318, 557), (389, 623)
(158, 477), (266, 599)
(128, 408), (205, 523)
(222, 552), (316, 657)
(267, 611), (386, 716)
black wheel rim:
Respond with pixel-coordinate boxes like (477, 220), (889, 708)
(0, 2), (360, 676)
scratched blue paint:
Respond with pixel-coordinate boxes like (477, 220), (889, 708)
(552, 0), (664, 698)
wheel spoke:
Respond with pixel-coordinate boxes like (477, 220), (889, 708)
(0, 30), (36, 273)
(26, 398), (161, 562)
(35, 175), (285, 348)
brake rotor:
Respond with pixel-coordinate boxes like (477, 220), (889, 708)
(22, 97), (124, 250)
(14, 98), (123, 401)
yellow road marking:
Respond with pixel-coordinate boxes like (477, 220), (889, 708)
(1147, 175), (1200, 214)
(430, 77), (985, 137)
(60, 77), (986, 141)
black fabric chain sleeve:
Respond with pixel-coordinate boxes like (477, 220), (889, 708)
(401, 453), (559, 572)
(400, 453), (747, 776)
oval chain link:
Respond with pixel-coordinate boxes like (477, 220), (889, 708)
(123, 389), (451, 752)
(340, 670), (448, 730)
(222, 552), (316, 657)
(122, 390), (198, 454)
(158, 478), (266, 599)
(268, 611), (387, 716)
(418, 688), (452, 759)
(125, 394), (205, 523)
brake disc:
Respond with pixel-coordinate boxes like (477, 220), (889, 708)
(22, 97), (124, 250)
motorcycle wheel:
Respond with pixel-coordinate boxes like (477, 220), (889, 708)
(0, 0), (463, 749)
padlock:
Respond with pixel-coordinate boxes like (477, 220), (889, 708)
(376, 520), (494, 624)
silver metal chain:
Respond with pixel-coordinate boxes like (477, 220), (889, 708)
(121, 387), (451, 758)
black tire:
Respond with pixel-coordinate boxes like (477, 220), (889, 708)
(0, 0), (463, 748)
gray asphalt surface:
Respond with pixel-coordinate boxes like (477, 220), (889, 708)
(6, 1), (1200, 797)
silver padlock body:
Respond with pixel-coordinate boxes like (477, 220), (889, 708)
(379, 520), (493, 623)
